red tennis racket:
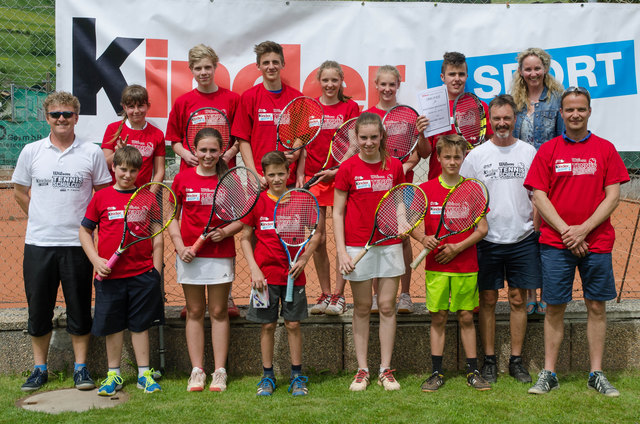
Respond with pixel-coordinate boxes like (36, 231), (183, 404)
(453, 92), (487, 150)
(276, 96), (324, 153)
(189, 166), (261, 255)
(96, 182), (177, 280)
(410, 178), (489, 269)
(185, 107), (231, 155)
(383, 105), (420, 161)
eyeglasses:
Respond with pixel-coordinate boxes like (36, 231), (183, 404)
(47, 111), (76, 119)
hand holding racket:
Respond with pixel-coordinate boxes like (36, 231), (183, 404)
(453, 92), (487, 150)
(276, 96), (324, 153)
(383, 105), (420, 161)
(302, 117), (359, 190)
(410, 178), (489, 269)
(189, 166), (261, 255)
(346, 183), (427, 273)
(274, 189), (320, 302)
(96, 182), (177, 280)
(185, 107), (232, 159)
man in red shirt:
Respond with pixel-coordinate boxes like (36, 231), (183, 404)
(524, 87), (629, 397)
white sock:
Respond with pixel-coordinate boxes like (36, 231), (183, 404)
(215, 367), (227, 374)
(138, 366), (150, 378)
(379, 366), (390, 374)
(108, 367), (121, 375)
(192, 367), (204, 374)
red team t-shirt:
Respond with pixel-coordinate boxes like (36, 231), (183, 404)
(305, 98), (360, 176)
(427, 99), (493, 181)
(419, 177), (480, 273)
(231, 83), (303, 185)
(101, 122), (166, 187)
(83, 186), (154, 279)
(240, 192), (306, 286)
(171, 167), (236, 258)
(166, 88), (240, 171)
(334, 155), (405, 247)
(523, 133), (629, 253)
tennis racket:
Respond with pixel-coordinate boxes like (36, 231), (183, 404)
(189, 166), (261, 255)
(96, 182), (177, 281)
(383, 105), (420, 161)
(453, 92), (487, 150)
(185, 107), (231, 155)
(349, 183), (427, 269)
(274, 188), (320, 302)
(276, 96), (324, 152)
(410, 178), (489, 269)
(302, 117), (359, 190)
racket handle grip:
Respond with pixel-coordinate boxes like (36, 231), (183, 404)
(285, 274), (294, 302)
(189, 235), (207, 256)
(410, 247), (432, 270)
(95, 251), (121, 281)
(351, 248), (368, 267)
(303, 175), (320, 190)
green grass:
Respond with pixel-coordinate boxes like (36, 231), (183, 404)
(1, 370), (639, 423)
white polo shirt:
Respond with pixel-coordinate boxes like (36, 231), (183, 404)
(12, 135), (111, 246)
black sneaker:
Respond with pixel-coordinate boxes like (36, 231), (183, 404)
(467, 370), (491, 391)
(509, 357), (532, 383)
(73, 367), (96, 390)
(21, 368), (48, 392)
(587, 371), (620, 397)
(528, 369), (559, 394)
(480, 358), (497, 383)
(421, 372), (445, 392)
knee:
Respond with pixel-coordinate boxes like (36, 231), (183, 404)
(284, 320), (300, 332)
(186, 306), (205, 321)
(377, 299), (395, 317)
(480, 292), (498, 309)
(262, 322), (277, 335)
(458, 311), (474, 327)
(209, 305), (227, 321)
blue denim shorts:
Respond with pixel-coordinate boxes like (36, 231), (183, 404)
(539, 244), (616, 305)
(477, 232), (542, 291)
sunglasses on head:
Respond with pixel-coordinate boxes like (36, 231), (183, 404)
(563, 86), (591, 98)
(47, 111), (76, 119)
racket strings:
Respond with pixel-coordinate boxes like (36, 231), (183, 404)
(127, 186), (176, 238)
(376, 186), (426, 236)
(214, 170), (261, 222)
(279, 99), (323, 149)
(383, 107), (419, 159)
(330, 119), (359, 163)
(275, 192), (318, 246)
(455, 97), (484, 144)
(442, 181), (488, 232)
(186, 110), (231, 152)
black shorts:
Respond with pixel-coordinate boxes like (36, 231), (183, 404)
(246, 284), (308, 324)
(24, 244), (93, 337)
(92, 268), (164, 336)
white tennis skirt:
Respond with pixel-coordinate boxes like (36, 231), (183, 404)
(344, 244), (404, 281)
(176, 256), (235, 285)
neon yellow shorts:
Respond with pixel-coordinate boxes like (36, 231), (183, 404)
(425, 270), (479, 313)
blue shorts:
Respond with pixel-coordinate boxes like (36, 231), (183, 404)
(92, 268), (164, 336)
(477, 232), (542, 292)
(539, 244), (616, 305)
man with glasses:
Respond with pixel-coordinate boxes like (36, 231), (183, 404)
(12, 91), (111, 392)
(524, 87), (629, 397)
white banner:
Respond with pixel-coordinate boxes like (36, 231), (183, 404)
(56, 0), (640, 151)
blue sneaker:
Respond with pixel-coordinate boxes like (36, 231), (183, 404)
(74, 367), (96, 390)
(98, 371), (124, 396)
(21, 368), (48, 392)
(137, 370), (161, 393)
(288, 374), (308, 396)
(256, 375), (276, 396)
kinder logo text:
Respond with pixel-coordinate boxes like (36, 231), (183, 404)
(425, 41), (637, 101)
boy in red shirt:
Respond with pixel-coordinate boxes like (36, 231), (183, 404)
(79, 146), (164, 395)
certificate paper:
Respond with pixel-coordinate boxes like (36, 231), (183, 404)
(416, 85), (451, 138)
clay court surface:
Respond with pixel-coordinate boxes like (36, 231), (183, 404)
(1, 184), (639, 308)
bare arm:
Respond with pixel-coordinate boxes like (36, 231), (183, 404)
(239, 139), (266, 188)
(171, 141), (198, 167)
(333, 188), (353, 275)
(240, 224), (266, 290)
(152, 229), (164, 272)
(152, 155), (166, 184)
(434, 216), (488, 264)
(13, 184), (30, 216)
(167, 204), (193, 263)
(289, 223), (322, 279)
(415, 115), (432, 159)
(79, 226), (109, 278)
(222, 139), (240, 164)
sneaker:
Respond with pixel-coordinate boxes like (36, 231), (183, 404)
(228, 296), (240, 318)
(467, 369), (491, 391)
(137, 370), (162, 393)
(288, 374), (309, 396)
(528, 369), (559, 394)
(371, 294), (379, 314)
(421, 371), (445, 392)
(325, 294), (347, 316)
(587, 371), (620, 397)
(74, 367), (96, 390)
(509, 357), (532, 383)
(210, 369), (228, 392)
(21, 368), (48, 392)
(187, 368), (206, 392)
(480, 358), (498, 383)
(378, 369), (401, 391)
(98, 371), (123, 396)
(397, 292), (413, 314)
(310, 293), (331, 315)
(349, 369), (370, 391)
(257, 375), (276, 396)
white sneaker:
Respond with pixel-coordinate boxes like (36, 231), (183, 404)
(325, 294), (346, 315)
(349, 369), (370, 391)
(397, 292), (413, 314)
(187, 367), (206, 392)
(371, 294), (379, 314)
(210, 368), (227, 392)
(310, 293), (331, 315)
(378, 369), (401, 391)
